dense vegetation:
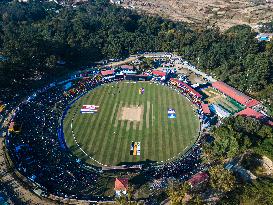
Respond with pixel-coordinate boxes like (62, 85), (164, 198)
(204, 116), (273, 161)
(0, 0), (272, 111)
(203, 116), (273, 204)
(219, 177), (273, 205)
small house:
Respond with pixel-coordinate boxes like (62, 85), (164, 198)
(114, 178), (128, 196)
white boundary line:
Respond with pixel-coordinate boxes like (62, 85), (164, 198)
(66, 80), (202, 167)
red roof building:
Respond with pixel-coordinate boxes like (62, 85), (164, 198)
(114, 178), (128, 192)
(101, 70), (115, 76)
(187, 172), (209, 187)
(201, 103), (211, 115)
(152, 70), (166, 77)
(170, 78), (202, 98)
(236, 108), (265, 120)
(120, 65), (134, 70)
(236, 108), (273, 127)
(212, 81), (260, 107)
(267, 120), (273, 127)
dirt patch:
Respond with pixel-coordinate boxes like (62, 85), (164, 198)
(106, 57), (137, 67)
(121, 0), (273, 31)
(260, 156), (273, 176)
(119, 105), (144, 122)
(145, 101), (151, 128)
(177, 66), (190, 75)
(176, 66), (206, 84)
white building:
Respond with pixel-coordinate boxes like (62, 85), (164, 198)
(211, 104), (231, 118)
(110, 0), (123, 4)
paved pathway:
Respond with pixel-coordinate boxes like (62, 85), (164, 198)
(106, 56), (137, 67)
(181, 63), (217, 83)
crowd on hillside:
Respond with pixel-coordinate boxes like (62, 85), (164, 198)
(146, 142), (203, 182)
(5, 75), (107, 200)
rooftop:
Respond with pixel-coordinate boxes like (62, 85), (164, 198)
(236, 108), (265, 120)
(101, 70), (115, 76)
(212, 81), (260, 107)
(201, 103), (211, 115)
(256, 33), (273, 37)
(188, 172), (209, 187)
(170, 78), (202, 98)
(114, 178), (128, 191)
(267, 120), (273, 127)
(152, 70), (166, 77)
(120, 65), (134, 70)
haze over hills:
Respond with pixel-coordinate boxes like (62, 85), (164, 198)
(120, 0), (273, 30)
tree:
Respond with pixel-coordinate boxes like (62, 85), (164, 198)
(115, 193), (128, 205)
(114, 185), (137, 205)
(188, 194), (203, 205)
(127, 185), (134, 205)
(207, 116), (273, 163)
(208, 164), (236, 192)
(240, 177), (273, 205)
(211, 125), (241, 159)
(0, 0), (272, 113)
(219, 177), (273, 205)
(167, 182), (190, 205)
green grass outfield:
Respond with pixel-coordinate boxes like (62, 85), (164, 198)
(63, 81), (200, 166)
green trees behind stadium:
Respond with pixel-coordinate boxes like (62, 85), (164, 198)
(0, 1), (272, 109)
(1, 3), (270, 107)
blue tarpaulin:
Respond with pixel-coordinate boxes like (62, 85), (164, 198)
(64, 82), (73, 90)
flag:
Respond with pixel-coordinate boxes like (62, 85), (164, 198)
(130, 142), (134, 155)
(168, 108), (176, 119)
(139, 88), (145, 95)
(130, 142), (141, 156)
(137, 142), (141, 156)
(81, 105), (99, 114)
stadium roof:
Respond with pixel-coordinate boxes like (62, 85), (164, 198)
(212, 81), (260, 107)
(152, 70), (166, 77)
(201, 103), (210, 115)
(245, 99), (260, 107)
(114, 178), (128, 191)
(101, 70), (115, 76)
(188, 172), (209, 187)
(236, 108), (273, 127)
(236, 108), (265, 120)
(170, 78), (202, 98)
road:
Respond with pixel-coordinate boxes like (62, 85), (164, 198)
(182, 64), (217, 83)
(142, 52), (217, 83)
(106, 56), (137, 67)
